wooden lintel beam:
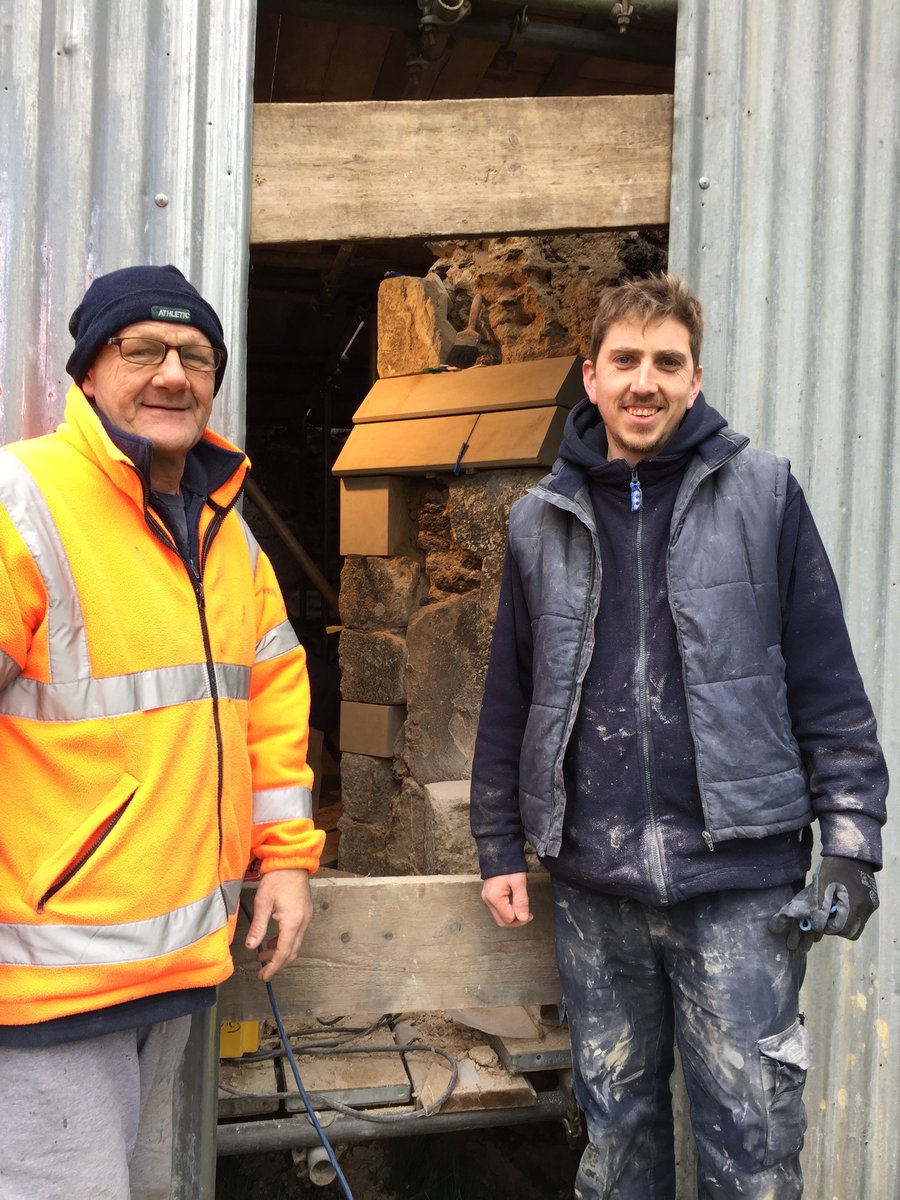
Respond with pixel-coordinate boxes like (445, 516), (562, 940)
(251, 94), (672, 244)
(219, 874), (561, 1021)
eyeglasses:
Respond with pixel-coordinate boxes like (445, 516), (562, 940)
(106, 337), (225, 373)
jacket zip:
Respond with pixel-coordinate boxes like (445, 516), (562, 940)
(631, 468), (668, 903)
(37, 796), (134, 912)
(138, 473), (242, 914)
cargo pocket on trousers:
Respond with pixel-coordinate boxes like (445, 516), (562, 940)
(758, 1018), (813, 1167)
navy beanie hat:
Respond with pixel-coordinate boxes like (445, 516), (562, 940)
(66, 264), (228, 396)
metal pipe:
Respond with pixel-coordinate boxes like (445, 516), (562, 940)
(306, 1144), (338, 1186)
(493, 0), (677, 16)
(258, 1), (675, 64)
(217, 1089), (569, 1154)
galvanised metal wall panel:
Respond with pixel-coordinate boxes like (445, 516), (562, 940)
(0, 0), (254, 448)
(669, 2), (898, 1196)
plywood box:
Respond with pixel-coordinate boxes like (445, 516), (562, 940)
(339, 476), (416, 556)
(341, 701), (406, 758)
(331, 407), (566, 476)
(353, 356), (583, 423)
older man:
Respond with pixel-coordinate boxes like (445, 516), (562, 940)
(0, 265), (323, 1198)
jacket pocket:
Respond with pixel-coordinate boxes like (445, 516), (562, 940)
(758, 1018), (813, 1167)
(24, 773), (140, 912)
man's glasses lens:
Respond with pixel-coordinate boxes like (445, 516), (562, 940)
(109, 337), (223, 372)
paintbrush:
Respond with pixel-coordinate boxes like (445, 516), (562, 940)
(446, 292), (484, 369)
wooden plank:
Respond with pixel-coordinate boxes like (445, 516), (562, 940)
(331, 413), (479, 476)
(218, 1059), (279, 1119)
(219, 874), (561, 1022)
(415, 1055), (537, 1113)
(395, 1015), (537, 1113)
(352, 356), (583, 424)
(428, 38), (499, 102)
(283, 1022), (411, 1111)
(251, 94), (673, 243)
(464, 406), (567, 470)
(331, 406), (565, 476)
(321, 24), (394, 102)
(487, 1027), (573, 1074)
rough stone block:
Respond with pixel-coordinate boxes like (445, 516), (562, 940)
(340, 630), (407, 704)
(404, 593), (489, 784)
(340, 753), (400, 826)
(376, 273), (457, 378)
(340, 556), (427, 631)
(424, 780), (480, 875)
(337, 818), (391, 876)
(446, 469), (544, 559)
(384, 779), (428, 875)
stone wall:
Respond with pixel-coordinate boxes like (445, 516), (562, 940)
(337, 231), (666, 875)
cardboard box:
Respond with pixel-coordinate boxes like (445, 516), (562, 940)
(340, 700), (406, 758)
(339, 476), (415, 556)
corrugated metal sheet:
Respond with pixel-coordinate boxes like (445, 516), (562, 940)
(669, 2), (898, 1196)
(0, 0), (254, 448)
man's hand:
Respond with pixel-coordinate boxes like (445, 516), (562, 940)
(769, 856), (879, 952)
(245, 868), (313, 982)
(481, 872), (533, 928)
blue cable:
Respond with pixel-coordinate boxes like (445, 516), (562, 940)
(238, 897), (355, 1199)
(266, 978), (356, 1200)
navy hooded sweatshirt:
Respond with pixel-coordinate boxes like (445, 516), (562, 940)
(471, 394), (888, 904)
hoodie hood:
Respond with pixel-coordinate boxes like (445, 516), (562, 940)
(558, 391), (728, 476)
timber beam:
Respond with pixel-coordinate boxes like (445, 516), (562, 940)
(220, 873), (561, 1021)
(251, 94), (673, 244)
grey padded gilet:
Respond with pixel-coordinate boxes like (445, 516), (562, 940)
(507, 432), (812, 858)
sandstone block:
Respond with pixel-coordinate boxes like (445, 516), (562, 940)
(376, 273), (457, 378)
(385, 779), (428, 875)
(340, 556), (427, 631)
(423, 780), (480, 875)
(404, 593), (489, 784)
(340, 752), (400, 826)
(446, 469), (544, 559)
(340, 630), (407, 704)
(337, 818), (390, 876)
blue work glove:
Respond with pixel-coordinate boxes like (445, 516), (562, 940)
(768, 856), (879, 952)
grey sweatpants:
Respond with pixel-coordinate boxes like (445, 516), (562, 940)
(0, 1016), (192, 1200)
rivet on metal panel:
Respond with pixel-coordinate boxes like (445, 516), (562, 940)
(698, 177), (710, 190)
(154, 194), (170, 208)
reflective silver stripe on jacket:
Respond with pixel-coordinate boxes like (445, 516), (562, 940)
(0, 453), (254, 720)
(238, 513), (261, 577)
(253, 785), (314, 825)
(0, 662), (253, 722)
(0, 878), (243, 968)
(255, 619), (300, 665)
(0, 648), (20, 691)
(0, 451), (90, 682)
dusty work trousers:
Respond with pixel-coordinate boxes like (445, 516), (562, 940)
(0, 1015), (191, 1200)
(552, 881), (811, 1200)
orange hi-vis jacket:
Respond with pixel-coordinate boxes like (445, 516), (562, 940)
(0, 386), (324, 1026)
